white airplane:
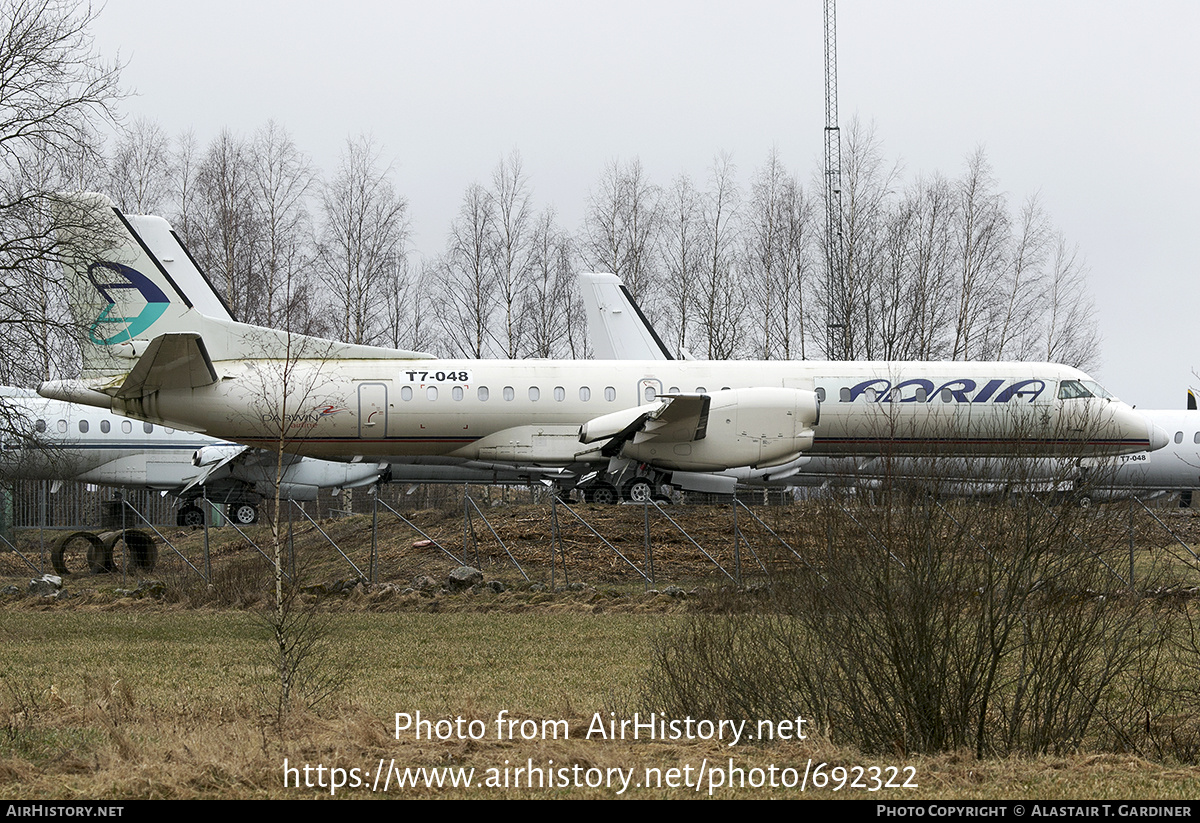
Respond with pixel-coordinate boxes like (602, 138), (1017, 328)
(1, 208), (570, 524)
(580, 272), (1199, 505)
(0, 386), (388, 525)
(39, 194), (1166, 500)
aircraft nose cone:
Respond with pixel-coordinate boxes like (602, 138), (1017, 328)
(1150, 424), (1170, 451)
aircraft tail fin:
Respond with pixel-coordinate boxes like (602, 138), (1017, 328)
(56, 193), (436, 393)
(124, 213), (236, 323)
(579, 272), (673, 361)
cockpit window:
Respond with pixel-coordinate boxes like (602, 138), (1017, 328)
(1080, 380), (1115, 401)
(1057, 380), (1093, 400)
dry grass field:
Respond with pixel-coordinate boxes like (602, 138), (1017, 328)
(1, 498), (1199, 799)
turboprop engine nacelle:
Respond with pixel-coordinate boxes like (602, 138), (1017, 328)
(618, 387), (820, 472)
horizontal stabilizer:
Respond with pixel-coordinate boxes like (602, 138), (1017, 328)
(115, 333), (218, 400)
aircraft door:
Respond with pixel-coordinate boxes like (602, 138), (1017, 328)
(638, 378), (663, 406)
(357, 383), (388, 440)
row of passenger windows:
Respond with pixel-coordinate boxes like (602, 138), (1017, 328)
(35, 419), (168, 435)
(397, 385), (722, 403)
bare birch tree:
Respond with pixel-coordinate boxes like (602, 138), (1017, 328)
(694, 153), (744, 359)
(524, 207), (581, 358)
(318, 134), (409, 345)
(106, 117), (172, 214)
(250, 120), (317, 332)
(491, 150), (533, 358)
(435, 182), (497, 358)
(951, 149), (1009, 360)
(189, 129), (260, 320)
(0, 0), (123, 387)
(582, 157), (661, 310)
(743, 149), (814, 360)
(659, 172), (702, 358)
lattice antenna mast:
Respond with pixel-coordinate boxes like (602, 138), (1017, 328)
(823, 0), (847, 359)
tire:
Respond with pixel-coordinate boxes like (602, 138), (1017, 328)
(177, 505), (204, 527)
(50, 531), (106, 575)
(622, 476), (654, 503)
(98, 529), (157, 572)
(232, 502), (259, 525)
(585, 483), (618, 505)
(651, 493), (672, 505)
(124, 530), (158, 571)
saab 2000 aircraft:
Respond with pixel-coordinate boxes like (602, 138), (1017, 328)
(38, 194), (1167, 499)
(1, 208), (565, 524)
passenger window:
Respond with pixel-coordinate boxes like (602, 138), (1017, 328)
(1194, 432), (1199, 445)
(839, 387), (851, 403)
(503, 386), (515, 401)
(121, 421), (132, 433)
(644, 386), (656, 401)
(143, 422), (154, 433)
(78, 420), (88, 433)
(1175, 431), (1184, 444)
(864, 388), (877, 403)
(696, 386), (707, 393)
(401, 386), (413, 401)
(554, 386), (565, 402)
(100, 420), (110, 433)
(452, 386), (463, 401)
(478, 386), (489, 401)
(57, 419), (67, 433)
(579, 387), (591, 402)
(915, 388), (928, 402)
(816, 388), (826, 402)
(36, 419), (45, 432)
(529, 387), (540, 401)
(604, 386), (616, 402)
(889, 388), (901, 402)
(427, 386), (438, 401)
(941, 388), (953, 403)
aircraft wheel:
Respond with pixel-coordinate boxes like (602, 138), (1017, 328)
(585, 483), (618, 505)
(177, 505), (204, 527)
(622, 477), (654, 503)
(50, 531), (106, 575)
(232, 502), (259, 525)
(651, 493), (672, 505)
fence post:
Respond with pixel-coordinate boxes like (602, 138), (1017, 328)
(732, 497), (742, 586)
(1129, 496), (1136, 591)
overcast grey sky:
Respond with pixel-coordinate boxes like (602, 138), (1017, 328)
(89, 1), (1200, 409)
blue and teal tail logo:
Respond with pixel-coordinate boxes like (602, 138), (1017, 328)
(86, 262), (170, 344)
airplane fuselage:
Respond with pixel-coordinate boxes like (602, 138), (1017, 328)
(94, 358), (1159, 469)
